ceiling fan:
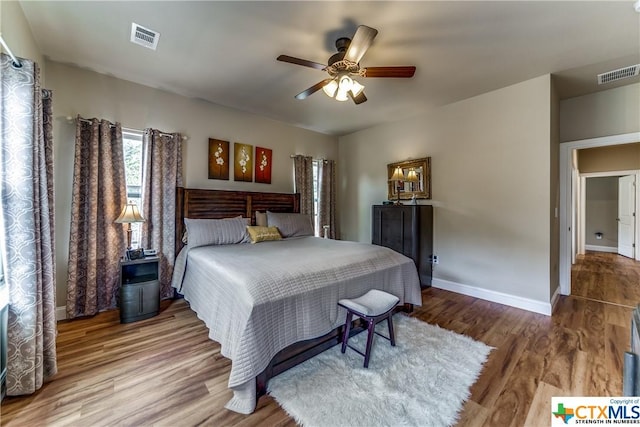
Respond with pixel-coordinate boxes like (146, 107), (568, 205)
(277, 25), (416, 105)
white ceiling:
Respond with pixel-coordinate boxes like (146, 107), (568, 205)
(19, 1), (640, 136)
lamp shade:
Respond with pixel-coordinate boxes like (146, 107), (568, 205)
(335, 88), (349, 102)
(350, 80), (364, 97)
(389, 166), (405, 182)
(322, 79), (339, 98)
(115, 202), (145, 223)
(339, 75), (353, 92)
(405, 168), (419, 183)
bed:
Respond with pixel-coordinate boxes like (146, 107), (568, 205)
(171, 188), (422, 414)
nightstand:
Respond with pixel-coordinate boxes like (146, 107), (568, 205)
(119, 256), (160, 323)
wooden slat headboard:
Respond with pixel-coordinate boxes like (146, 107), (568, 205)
(175, 187), (300, 253)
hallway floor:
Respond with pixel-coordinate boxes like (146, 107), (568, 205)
(572, 251), (640, 307)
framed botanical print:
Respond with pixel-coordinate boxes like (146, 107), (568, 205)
(234, 142), (253, 182)
(255, 146), (272, 184)
(208, 138), (229, 180)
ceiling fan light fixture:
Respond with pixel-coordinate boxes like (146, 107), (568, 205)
(335, 87), (350, 102)
(324, 74), (365, 102)
(278, 24), (416, 104)
(322, 79), (339, 98)
(339, 74), (353, 92)
(350, 80), (364, 97)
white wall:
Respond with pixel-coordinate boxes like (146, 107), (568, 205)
(560, 83), (640, 142)
(339, 75), (553, 309)
(46, 60), (338, 306)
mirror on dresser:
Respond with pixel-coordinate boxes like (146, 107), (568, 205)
(387, 157), (431, 201)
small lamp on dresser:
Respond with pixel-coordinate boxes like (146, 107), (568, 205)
(115, 201), (145, 252)
(405, 168), (420, 204)
(389, 166), (405, 205)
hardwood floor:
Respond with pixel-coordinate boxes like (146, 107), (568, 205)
(0, 252), (634, 426)
(572, 251), (640, 307)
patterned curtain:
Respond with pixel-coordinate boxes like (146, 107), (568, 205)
(293, 155), (314, 216)
(0, 54), (57, 395)
(318, 159), (337, 239)
(66, 117), (127, 318)
(141, 129), (183, 300)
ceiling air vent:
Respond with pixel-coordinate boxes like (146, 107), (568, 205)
(130, 23), (160, 50)
(597, 65), (640, 85)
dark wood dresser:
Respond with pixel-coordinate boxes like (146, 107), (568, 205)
(372, 204), (433, 287)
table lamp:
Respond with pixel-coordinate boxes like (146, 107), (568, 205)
(405, 168), (420, 204)
(115, 201), (145, 250)
(389, 166), (405, 205)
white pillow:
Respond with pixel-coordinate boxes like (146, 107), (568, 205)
(255, 211), (267, 227)
(184, 216), (250, 248)
(266, 211), (314, 238)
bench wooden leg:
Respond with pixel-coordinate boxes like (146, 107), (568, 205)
(363, 318), (376, 368)
(341, 312), (353, 354)
(387, 314), (396, 347)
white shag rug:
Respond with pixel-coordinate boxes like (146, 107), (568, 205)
(267, 314), (492, 427)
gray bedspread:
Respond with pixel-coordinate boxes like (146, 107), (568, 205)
(171, 236), (422, 413)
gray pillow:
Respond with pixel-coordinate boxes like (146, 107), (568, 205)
(266, 211), (314, 238)
(184, 216), (250, 248)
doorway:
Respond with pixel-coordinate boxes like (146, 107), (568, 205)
(573, 172), (640, 307)
(560, 131), (640, 295)
(619, 174), (636, 258)
(577, 172), (640, 259)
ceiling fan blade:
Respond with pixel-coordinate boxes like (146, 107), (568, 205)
(295, 79), (333, 100)
(277, 55), (327, 71)
(349, 90), (367, 105)
(344, 25), (378, 64)
(362, 66), (416, 78)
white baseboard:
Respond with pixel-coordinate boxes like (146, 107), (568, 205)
(56, 306), (67, 322)
(432, 278), (553, 316)
(585, 244), (617, 253)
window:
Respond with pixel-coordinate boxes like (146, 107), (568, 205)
(122, 130), (143, 248)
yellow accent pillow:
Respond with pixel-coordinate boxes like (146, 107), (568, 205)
(246, 226), (282, 244)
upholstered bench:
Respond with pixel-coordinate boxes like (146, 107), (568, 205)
(338, 289), (400, 368)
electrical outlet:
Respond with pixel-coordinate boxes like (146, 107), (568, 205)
(432, 255), (439, 264)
